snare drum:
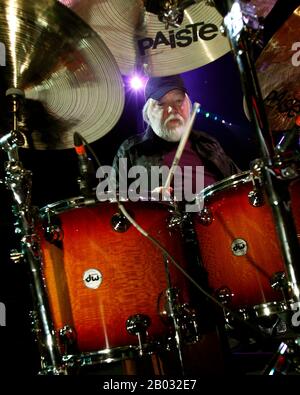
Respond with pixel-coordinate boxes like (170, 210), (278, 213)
(39, 198), (190, 362)
(193, 172), (298, 317)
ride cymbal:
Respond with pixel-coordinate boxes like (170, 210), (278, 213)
(59, 0), (231, 76)
(0, 0), (124, 150)
(256, 5), (300, 131)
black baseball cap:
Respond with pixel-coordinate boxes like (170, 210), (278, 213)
(144, 75), (187, 101)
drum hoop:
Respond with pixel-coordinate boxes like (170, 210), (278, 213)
(40, 195), (96, 215)
(199, 171), (251, 200)
(62, 343), (162, 367)
(40, 194), (173, 215)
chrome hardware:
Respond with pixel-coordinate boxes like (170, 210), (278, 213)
(167, 209), (188, 230)
(216, 287), (234, 305)
(126, 314), (151, 336)
(197, 206), (213, 226)
(249, 160), (265, 207)
(248, 189), (264, 207)
(223, 0), (264, 45)
(231, 238), (247, 256)
(22, 234), (43, 260)
(59, 325), (77, 353)
(111, 212), (131, 233)
(216, 287), (235, 328)
(250, 158), (264, 177)
(270, 272), (288, 292)
(158, 288), (201, 344)
(159, 287), (181, 320)
(45, 225), (64, 243)
(280, 166), (298, 180)
(126, 314), (151, 356)
(253, 301), (288, 319)
(174, 303), (201, 344)
(270, 272), (290, 303)
(29, 310), (43, 341)
(42, 209), (63, 244)
(10, 249), (24, 264)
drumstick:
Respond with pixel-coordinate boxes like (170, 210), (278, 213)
(164, 102), (200, 190)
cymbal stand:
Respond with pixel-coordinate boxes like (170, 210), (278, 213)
(163, 254), (186, 375)
(217, 0), (300, 307)
(1, 89), (65, 375)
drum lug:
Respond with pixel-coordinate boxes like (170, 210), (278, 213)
(126, 314), (151, 356)
(197, 206), (213, 226)
(111, 212), (131, 232)
(249, 159), (265, 207)
(59, 325), (77, 353)
(270, 272), (288, 291)
(42, 209), (64, 244)
(270, 271), (290, 301)
(216, 287), (234, 306)
(45, 225), (64, 244)
(248, 190), (264, 207)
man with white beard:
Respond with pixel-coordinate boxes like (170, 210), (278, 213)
(112, 74), (239, 200)
(110, 75), (240, 375)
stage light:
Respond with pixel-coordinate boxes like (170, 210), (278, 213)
(129, 75), (145, 91)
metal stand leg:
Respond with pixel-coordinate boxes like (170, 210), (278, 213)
(163, 255), (186, 376)
(1, 90), (65, 374)
(219, 0), (300, 305)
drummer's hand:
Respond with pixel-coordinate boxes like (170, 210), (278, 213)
(152, 186), (173, 201)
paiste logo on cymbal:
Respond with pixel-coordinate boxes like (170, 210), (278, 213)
(137, 21), (219, 56)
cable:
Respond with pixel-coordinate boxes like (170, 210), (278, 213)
(78, 134), (277, 341)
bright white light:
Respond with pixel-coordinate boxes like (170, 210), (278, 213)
(130, 75), (144, 91)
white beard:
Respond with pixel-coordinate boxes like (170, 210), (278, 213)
(149, 110), (188, 142)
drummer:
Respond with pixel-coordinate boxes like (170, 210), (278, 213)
(110, 74), (240, 375)
(111, 74), (239, 201)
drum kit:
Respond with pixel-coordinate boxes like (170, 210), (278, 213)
(0, 0), (299, 376)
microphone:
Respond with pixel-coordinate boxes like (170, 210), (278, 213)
(275, 115), (300, 154)
(73, 132), (94, 197)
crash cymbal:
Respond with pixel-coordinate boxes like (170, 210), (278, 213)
(59, 0), (231, 76)
(0, 0), (124, 150)
(256, 5), (300, 131)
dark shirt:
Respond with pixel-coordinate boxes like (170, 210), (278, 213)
(110, 128), (240, 198)
(163, 139), (218, 194)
